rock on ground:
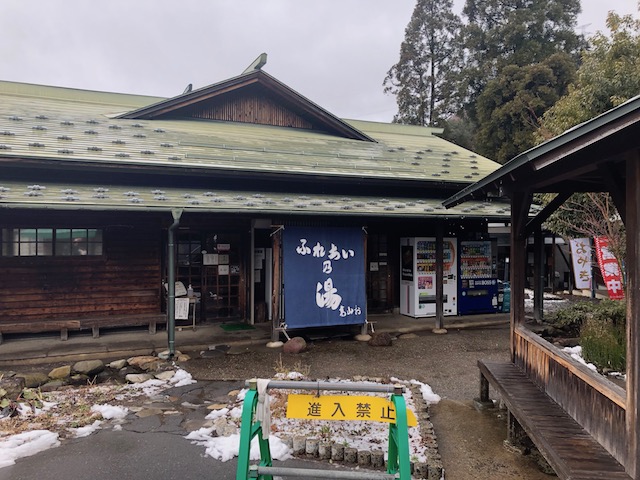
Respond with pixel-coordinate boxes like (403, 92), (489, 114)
(283, 337), (307, 354)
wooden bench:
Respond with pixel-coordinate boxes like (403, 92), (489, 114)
(478, 360), (632, 480)
(0, 314), (166, 343)
(0, 320), (81, 344)
(79, 314), (166, 338)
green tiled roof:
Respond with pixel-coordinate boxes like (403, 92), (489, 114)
(0, 181), (512, 218)
(0, 81), (499, 184)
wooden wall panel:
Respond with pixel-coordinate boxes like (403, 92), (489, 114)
(183, 92), (313, 129)
(0, 225), (162, 324)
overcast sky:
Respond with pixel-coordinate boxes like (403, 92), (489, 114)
(1, 1), (638, 122)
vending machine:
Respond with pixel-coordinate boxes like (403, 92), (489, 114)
(458, 240), (499, 315)
(400, 237), (458, 317)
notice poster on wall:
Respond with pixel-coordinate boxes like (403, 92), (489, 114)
(283, 226), (365, 328)
(175, 297), (189, 320)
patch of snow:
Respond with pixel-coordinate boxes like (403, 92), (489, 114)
(186, 429), (292, 462)
(0, 430), (60, 468)
(91, 404), (129, 420)
(274, 371), (305, 380)
(523, 288), (570, 315)
(410, 380), (441, 405)
(73, 420), (103, 438)
(391, 377), (441, 405)
(124, 378), (167, 397)
(229, 407), (243, 419)
(169, 368), (197, 387)
(562, 345), (597, 371)
(205, 407), (229, 420)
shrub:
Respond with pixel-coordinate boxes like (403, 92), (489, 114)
(577, 299), (626, 371)
(545, 300), (599, 337)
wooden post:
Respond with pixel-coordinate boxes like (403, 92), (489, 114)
(510, 191), (531, 361)
(626, 155), (640, 479)
(433, 221), (446, 333)
(271, 230), (282, 343)
(533, 227), (544, 323)
(361, 228), (369, 336)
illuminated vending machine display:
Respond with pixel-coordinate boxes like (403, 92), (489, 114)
(458, 240), (499, 315)
(400, 237), (457, 318)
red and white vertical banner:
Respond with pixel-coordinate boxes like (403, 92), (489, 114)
(569, 238), (592, 290)
(593, 236), (624, 300)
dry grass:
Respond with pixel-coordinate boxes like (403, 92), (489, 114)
(0, 382), (143, 440)
(273, 354), (311, 378)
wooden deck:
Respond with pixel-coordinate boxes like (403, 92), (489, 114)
(478, 361), (631, 480)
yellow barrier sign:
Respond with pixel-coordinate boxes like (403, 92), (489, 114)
(286, 394), (417, 426)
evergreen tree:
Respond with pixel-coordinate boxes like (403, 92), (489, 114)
(474, 53), (576, 163)
(383, 0), (461, 126)
(458, 0), (584, 122)
(538, 13), (640, 139)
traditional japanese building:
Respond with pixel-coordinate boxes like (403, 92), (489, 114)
(0, 55), (511, 343)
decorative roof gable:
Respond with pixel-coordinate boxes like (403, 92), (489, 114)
(118, 54), (374, 142)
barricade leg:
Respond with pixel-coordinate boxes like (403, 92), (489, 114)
(387, 393), (411, 480)
(236, 389), (273, 480)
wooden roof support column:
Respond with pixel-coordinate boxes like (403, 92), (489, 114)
(271, 230), (282, 343)
(625, 154), (640, 479)
(510, 190), (531, 361)
(533, 227), (544, 323)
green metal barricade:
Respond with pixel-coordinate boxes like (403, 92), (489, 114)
(236, 379), (411, 480)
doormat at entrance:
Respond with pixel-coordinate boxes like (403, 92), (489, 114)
(219, 323), (256, 331)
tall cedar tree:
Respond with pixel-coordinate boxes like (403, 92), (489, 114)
(447, 0), (584, 159)
(459, 0), (583, 117)
(384, 0), (461, 126)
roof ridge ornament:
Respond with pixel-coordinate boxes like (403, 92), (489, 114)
(242, 53), (267, 74)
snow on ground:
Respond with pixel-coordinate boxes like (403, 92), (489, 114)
(523, 288), (570, 315)
(0, 367), (441, 469)
(0, 368), (192, 468)
(186, 430), (293, 462)
(0, 430), (60, 468)
(189, 375), (441, 464)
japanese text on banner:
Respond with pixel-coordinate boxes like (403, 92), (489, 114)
(569, 238), (592, 290)
(594, 237), (624, 300)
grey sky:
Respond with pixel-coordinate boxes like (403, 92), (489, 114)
(1, 1), (637, 122)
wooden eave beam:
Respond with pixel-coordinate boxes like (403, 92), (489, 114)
(120, 76), (262, 119)
(524, 191), (572, 236)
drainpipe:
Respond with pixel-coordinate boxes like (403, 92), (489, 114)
(167, 209), (183, 358)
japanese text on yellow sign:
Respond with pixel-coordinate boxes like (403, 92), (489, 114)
(286, 394), (417, 426)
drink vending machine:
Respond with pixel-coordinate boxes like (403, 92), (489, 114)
(400, 237), (457, 317)
(458, 240), (499, 315)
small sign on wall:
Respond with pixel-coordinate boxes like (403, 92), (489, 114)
(218, 265), (230, 275)
(175, 297), (189, 320)
(203, 253), (219, 265)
